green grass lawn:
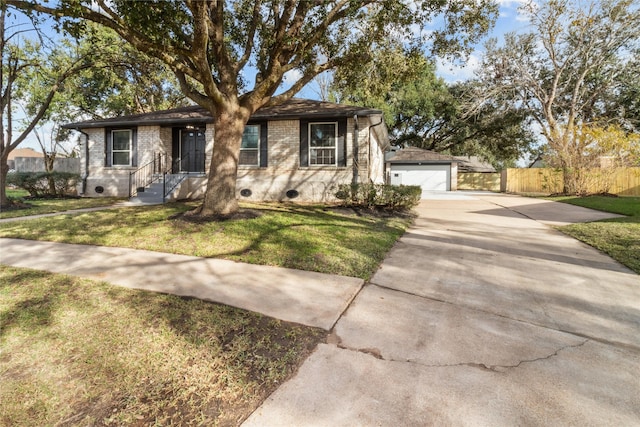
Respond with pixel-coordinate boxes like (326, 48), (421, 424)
(547, 195), (640, 274)
(0, 200), (411, 424)
(0, 266), (324, 426)
(0, 202), (412, 280)
(1, 189), (123, 219)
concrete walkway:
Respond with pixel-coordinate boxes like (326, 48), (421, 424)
(0, 238), (363, 330)
(244, 193), (640, 426)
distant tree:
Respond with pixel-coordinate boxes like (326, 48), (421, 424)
(332, 46), (534, 169)
(478, 0), (640, 194)
(543, 124), (640, 194)
(10, 0), (498, 217)
(605, 59), (640, 132)
(0, 4), (90, 207)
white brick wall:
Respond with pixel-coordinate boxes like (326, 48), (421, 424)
(82, 115), (387, 201)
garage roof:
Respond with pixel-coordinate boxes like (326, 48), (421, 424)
(386, 148), (458, 164)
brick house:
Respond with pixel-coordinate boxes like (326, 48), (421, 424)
(63, 98), (389, 203)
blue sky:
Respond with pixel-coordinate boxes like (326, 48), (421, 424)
(436, 0), (531, 82)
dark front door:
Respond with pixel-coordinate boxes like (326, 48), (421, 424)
(180, 129), (206, 173)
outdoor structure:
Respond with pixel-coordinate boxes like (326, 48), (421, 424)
(63, 99), (389, 203)
(454, 155), (496, 173)
(7, 147), (43, 171)
(386, 147), (458, 196)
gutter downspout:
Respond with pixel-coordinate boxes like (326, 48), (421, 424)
(369, 118), (385, 183)
(352, 114), (359, 185)
(75, 129), (90, 195)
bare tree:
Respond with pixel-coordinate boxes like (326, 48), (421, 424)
(0, 4), (89, 207)
(479, 0), (640, 194)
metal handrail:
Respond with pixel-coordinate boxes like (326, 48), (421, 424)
(162, 152), (205, 202)
(128, 152), (165, 198)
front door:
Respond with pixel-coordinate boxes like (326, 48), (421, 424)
(180, 129), (206, 173)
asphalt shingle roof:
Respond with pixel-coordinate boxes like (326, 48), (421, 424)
(386, 147), (458, 163)
(63, 98), (382, 129)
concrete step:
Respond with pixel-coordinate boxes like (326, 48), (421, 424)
(123, 197), (164, 206)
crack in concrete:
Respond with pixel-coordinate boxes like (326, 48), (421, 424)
(366, 282), (640, 352)
(332, 339), (590, 372)
(421, 339), (591, 373)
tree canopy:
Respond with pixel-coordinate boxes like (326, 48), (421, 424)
(0, 4), (93, 207)
(331, 46), (534, 169)
(9, 0), (498, 216)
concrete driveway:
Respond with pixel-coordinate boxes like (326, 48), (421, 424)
(244, 193), (640, 426)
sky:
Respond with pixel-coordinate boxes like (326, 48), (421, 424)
(296, 0), (532, 98)
(435, 0), (531, 82)
(11, 1), (532, 150)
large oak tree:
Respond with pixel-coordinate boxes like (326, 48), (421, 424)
(10, 0), (498, 216)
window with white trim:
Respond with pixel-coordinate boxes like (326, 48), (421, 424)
(240, 125), (260, 166)
(309, 122), (337, 166)
(111, 129), (132, 166)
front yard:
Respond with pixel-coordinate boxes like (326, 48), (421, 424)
(0, 199), (412, 425)
(0, 201), (412, 280)
(0, 266), (324, 426)
(548, 195), (640, 274)
(1, 189), (122, 219)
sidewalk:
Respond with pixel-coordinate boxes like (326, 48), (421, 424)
(0, 238), (363, 330)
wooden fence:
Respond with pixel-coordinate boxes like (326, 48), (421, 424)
(459, 168), (640, 196)
(457, 172), (501, 192)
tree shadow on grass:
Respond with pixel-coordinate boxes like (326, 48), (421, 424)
(0, 268), (76, 337)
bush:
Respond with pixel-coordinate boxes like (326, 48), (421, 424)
(6, 172), (80, 198)
(335, 184), (421, 211)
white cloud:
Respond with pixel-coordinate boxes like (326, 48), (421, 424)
(495, 0), (527, 6)
(436, 53), (482, 83)
(282, 69), (303, 84)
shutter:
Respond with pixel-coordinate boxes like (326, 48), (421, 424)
(105, 129), (112, 167)
(131, 127), (138, 167)
(299, 120), (309, 167)
(337, 118), (347, 167)
(172, 128), (180, 173)
(259, 122), (268, 167)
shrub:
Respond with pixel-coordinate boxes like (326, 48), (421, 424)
(7, 172), (80, 198)
(335, 184), (421, 211)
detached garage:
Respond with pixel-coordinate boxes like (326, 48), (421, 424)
(386, 148), (458, 197)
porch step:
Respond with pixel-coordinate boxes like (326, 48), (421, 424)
(129, 182), (164, 205)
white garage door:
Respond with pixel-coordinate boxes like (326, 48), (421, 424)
(390, 164), (451, 196)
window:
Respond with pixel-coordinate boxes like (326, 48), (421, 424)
(111, 129), (132, 166)
(309, 122), (337, 166)
(240, 125), (260, 166)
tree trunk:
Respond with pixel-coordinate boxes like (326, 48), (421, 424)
(0, 151), (9, 207)
(44, 154), (56, 195)
(195, 105), (250, 217)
